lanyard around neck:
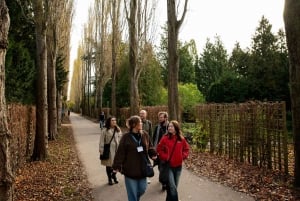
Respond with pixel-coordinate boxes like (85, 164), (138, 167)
(130, 134), (141, 146)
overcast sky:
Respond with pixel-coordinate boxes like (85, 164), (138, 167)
(156, 0), (285, 52)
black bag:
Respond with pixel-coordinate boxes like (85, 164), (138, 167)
(100, 129), (116, 160)
(159, 161), (170, 183)
(143, 156), (154, 177)
(100, 143), (111, 160)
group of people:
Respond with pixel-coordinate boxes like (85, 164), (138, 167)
(98, 110), (190, 201)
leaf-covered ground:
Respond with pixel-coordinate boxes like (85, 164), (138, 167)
(14, 119), (300, 201)
(14, 120), (93, 201)
(185, 150), (300, 201)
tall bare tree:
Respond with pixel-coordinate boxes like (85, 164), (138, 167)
(110, 0), (123, 116)
(47, 0), (62, 140)
(70, 46), (84, 112)
(127, 0), (139, 115)
(94, 0), (112, 114)
(0, 1), (13, 199)
(31, 0), (48, 160)
(283, 0), (300, 187)
(124, 0), (157, 115)
(81, 12), (94, 116)
(56, 0), (74, 126)
(167, 0), (188, 121)
(47, 0), (74, 139)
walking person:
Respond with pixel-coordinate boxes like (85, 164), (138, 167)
(112, 115), (157, 201)
(157, 120), (190, 201)
(99, 116), (122, 185)
(153, 111), (169, 190)
(99, 111), (105, 129)
(139, 109), (153, 139)
(139, 109), (153, 184)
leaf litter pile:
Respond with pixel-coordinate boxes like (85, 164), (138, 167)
(185, 150), (300, 201)
(15, 119), (93, 201)
(15, 119), (300, 201)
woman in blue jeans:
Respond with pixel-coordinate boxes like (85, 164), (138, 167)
(112, 115), (157, 201)
(157, 120), (190, 201)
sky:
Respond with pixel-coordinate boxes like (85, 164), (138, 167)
(68, 0), (285, 97)
(156, 0), (285, 51)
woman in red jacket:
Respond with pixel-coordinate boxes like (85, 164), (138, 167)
(157, 120), (189, 201)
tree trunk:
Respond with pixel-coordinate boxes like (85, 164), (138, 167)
(111, 0), (120, 116)
(57, 90), (62, 127)
(129, 0), (140, 115)
(47, 51), (57, 140)
(0, 1), (13, 200)
(284, 0), (300, 187)
(167, 0), (188, 121)
(32, 0), (48, 161)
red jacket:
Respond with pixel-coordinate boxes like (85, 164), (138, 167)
(157, 133), (189, 168)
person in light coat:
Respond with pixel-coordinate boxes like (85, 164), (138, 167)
(99, 116), (122, 185)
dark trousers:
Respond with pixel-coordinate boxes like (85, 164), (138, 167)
(106, 166), (117, 182)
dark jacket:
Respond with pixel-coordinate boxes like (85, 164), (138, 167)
(152, 122), (168, 147)
(112, 131), (156, 179)
(142, 119), (152, 139)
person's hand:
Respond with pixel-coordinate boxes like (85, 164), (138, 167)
(151, 156), (157, 160)
(113, 169), (119, 173)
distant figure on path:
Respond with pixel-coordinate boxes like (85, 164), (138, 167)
(99, 111), (105, 129)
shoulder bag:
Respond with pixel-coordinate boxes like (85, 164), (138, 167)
(100, 128), (116, 160)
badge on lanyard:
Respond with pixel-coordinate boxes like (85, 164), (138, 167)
(137, 146), (144, 152)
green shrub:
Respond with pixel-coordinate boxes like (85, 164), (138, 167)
(182, 123), (209, 151)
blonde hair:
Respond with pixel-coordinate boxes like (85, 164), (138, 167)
(126, 115), (141, 132)
(158, 111), (168, 118)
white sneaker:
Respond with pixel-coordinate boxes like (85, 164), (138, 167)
(147, 178), (151, 184)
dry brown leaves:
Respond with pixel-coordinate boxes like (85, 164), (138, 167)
(14, 120), (93, 201)
(185, 150), (300, 201)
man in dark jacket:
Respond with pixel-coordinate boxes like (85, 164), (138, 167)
(152, 111), (169, 190)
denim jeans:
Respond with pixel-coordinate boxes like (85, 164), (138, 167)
(166, 166), (182, 201)
(124, 176), (147, 201)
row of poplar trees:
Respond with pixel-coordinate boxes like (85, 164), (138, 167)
(70, 0), (188, 121)
(1, 0), (300, 201)
(0, 0), (74, 200)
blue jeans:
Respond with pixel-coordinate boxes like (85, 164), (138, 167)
(99, 120), (104, 129)
(166, 166), (182, 201)
(124, 176), (147, 201)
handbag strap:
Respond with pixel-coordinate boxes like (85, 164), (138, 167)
(167, 137), (178, 162)
(107, 128), (116, 144)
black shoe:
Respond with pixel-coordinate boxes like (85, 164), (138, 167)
(108, 179), (113, 185)
(112, 173), (118, 184)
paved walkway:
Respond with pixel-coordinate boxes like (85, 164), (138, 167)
(70, 112), (255, 201)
